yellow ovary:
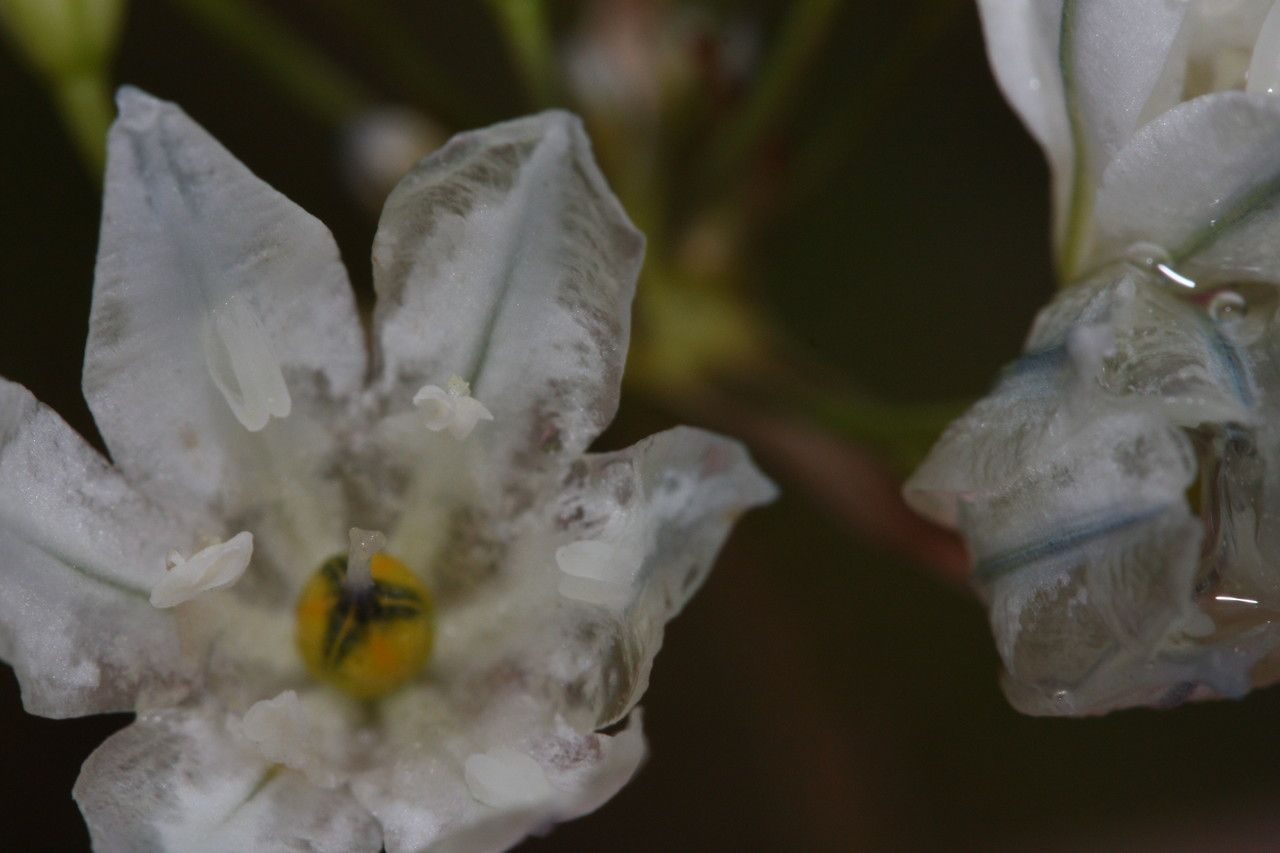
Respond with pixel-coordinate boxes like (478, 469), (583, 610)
(295, 551), (434, 700)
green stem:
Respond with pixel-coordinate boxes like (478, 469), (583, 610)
(161, 0), (371, 125)
(794, 387), (966, 470)
(784, 0), (964, 211)
(1057, 0), (1091, 283)
(485, 0), (558, 108)
(311, 0), (483, 128)
(52, 72), (112, 180)
(700, 0), (845, 198)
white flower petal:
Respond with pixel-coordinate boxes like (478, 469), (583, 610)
(173, 591), (308, 711)
(150, 531), (253, 608)
(977, 0), (1189, 265)
(541, 428), (776, 726)
(430, 427), (775, 730)
(351, 689), (645, 853)
(1245, 0), (1280, 94)
(371, 111), (644, 495)
(909, 272), (1252, 527)
(0, 378), (199, 717)
(988, 505), (1213, 715)
(85, 88), (364, 538)
(1093, 92), (1280, 283)
(74, 705), (381, 853)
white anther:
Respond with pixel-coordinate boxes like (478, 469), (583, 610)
(345, 527), (387, 592)
(555, 539), (643, 609)
(150, 531), (253, 608)
(412, 374), (493, 439)
(464, 748), (553, 809)
(200, 293), (292, 432)
(232, 690), (344, 788)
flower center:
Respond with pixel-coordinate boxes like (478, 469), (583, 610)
(294, 528), (434, 699)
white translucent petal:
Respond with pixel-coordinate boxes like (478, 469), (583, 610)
(352, 688), (645, 853)
(1093, 92), (1280, 283)
(85, 88), (364, 539)
(371, 111), (644, 499)
(171, 591), (308, 712)
(904, 270), (1280, 715)
(428, 427), (775, 730)
(986, 506), (1215, 715)
(908, 273), (1249, 527)
(150, 531), (253, 608)
(0, 378), (201, 717)
(1246, 1), (1280, 94)
(74, 705), (381, 853)
(976, 0), (1188, 258)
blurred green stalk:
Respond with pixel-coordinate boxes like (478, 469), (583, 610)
(699, 0), (845, 199)
(54, 72), (113, 176)
(786, 0), (964, 211)
(162, 0), (370, 125)
(485, 0), (558, 108)
(312, 0), (482, 129)
(0, 0), (126, 178)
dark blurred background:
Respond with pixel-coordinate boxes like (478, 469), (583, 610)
(5, 1), (1280, 851)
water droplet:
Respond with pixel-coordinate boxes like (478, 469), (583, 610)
(1209, 290), (1247, 323)
(1122, 241), (1171, 270)
(1121, 243), (1197, 287)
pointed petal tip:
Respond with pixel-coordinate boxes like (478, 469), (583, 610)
(113, 85), (165, 126)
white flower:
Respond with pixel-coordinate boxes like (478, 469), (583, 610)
(910, 1), (1280, 715)
(978, 0), (1280, 278)
(2, 87), (775, 851)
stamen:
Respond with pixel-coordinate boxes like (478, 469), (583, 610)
(412, 374), (494, 439)
(464, 748), (553, 808)
(345, 527), (387, 592)
(555, 539), (642, 609)
(150, 531), (253, 608)
(200, 293), (292, 432)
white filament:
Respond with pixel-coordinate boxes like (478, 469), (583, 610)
(1248, 1), (1280, 95)
(464, 748), (553, 808)
(150, 531), (253, 608)
(201, 293), (292, 432)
